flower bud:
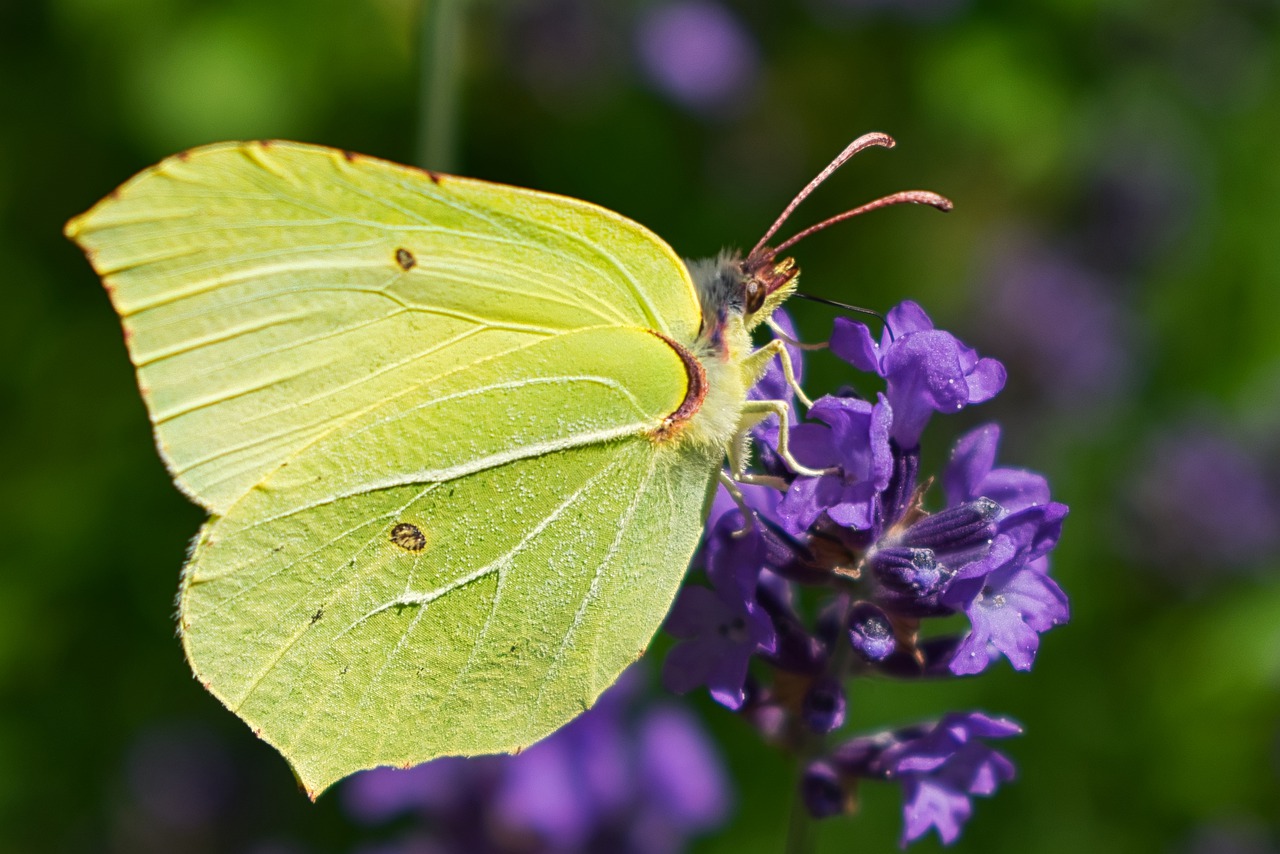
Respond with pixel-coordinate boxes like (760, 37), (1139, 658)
(868, 546), (946, 596)
(847, 602), (895, 662)
(801, 761), (850, 818)
(898, 497), (1001, 553)
(802, 676), (847, 734)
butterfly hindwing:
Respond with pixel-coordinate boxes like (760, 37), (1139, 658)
(184, 431), (719, 797)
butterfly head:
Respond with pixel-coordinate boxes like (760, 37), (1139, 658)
(688, 250), (798, 354)
(741, 245), (799, 326)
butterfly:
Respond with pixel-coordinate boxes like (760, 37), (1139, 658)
(65, 132), (947, 796)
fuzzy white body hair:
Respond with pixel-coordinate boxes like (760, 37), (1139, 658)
(675, 252), (760, 453)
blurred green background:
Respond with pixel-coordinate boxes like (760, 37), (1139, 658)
(3, 0), (1279, 851)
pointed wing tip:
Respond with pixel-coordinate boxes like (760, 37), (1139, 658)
(63, 213), (86, 241)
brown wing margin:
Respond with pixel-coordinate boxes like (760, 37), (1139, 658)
(648, 331), (707, 439)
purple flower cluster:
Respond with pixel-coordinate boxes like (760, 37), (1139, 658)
(663, 303), (1070, 846)
(804, 713), (1021, 846)
(344, 667), (729, 854)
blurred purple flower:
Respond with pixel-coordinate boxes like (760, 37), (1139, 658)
(1124, 421), (1280, 583)
(344, 667), (728, 854)
(832, 301), (1005, 448)
(345, 755), (485, 823)
(635, 1), (759, 114)
(1181, 822), (1279, 854)
(636, 705), (732, 834)
(124, 722), (235, 832)
(976, 235), (1135, 412)
(502, 1), (623, 106)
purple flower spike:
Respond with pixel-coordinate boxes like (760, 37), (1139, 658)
(778, 393), (894, 534)
(832, 302), (1006, 448)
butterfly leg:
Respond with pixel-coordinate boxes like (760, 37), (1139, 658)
(737, 399), (827, 478)
(742, 339), (814, 409)
(717, 471), (757, 536)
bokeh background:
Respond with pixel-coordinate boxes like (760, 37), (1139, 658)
(3, 0), (1279, 852)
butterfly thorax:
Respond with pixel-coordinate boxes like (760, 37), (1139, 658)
(671, 251), (798, 452)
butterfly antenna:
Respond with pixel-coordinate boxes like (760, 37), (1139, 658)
(748, 132), (896, 260)
(771, 189), (953, 257)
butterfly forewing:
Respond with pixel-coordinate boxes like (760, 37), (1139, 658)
(67, 141), (703, 512)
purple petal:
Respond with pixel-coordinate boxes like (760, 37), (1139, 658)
(664, 585), (730, 638)
(964, 357), (1007, 403)
(944, 424), (1001, 505)
(830, 316), (882, 372)
(950, 564), (1069, 674)
(886, 300), (935, 337)
(826, 485), (878, 530)
(789, 421), (841, 470)
(982, 468), (1052, 515)
(900, 777), (972, 846)
(705, 516), (767, 602)
(778, 473), (843, 534)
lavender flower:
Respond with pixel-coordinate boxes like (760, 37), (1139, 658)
(831, 301), (1006, 448)
(819, 712), (1022, 846)
(777, 394), (893, 534)
(939, 424), (1070, 674)
(662, 300), (1067, 847)
(975, 234), (1136, 413)
(662, 507), (779, 709)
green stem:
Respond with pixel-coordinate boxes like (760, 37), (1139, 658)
(785, 746), (817, 854)
(416, 0), (465, 171)
(785, 596), (859, 854)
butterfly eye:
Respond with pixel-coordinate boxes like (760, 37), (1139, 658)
(744, 279), (765, 314)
